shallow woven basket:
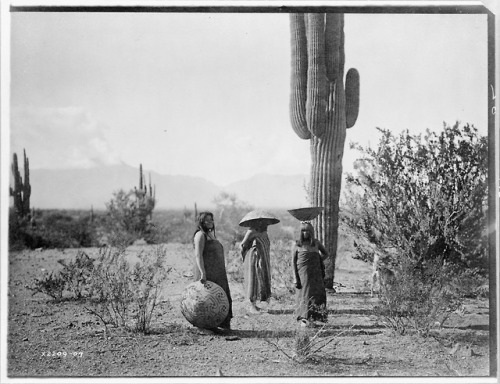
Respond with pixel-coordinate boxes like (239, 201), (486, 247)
(180, 281), (229, 329)
(287, 207), (324, 221)
(239, 210), (280, 227)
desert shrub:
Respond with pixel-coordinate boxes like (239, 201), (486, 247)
(87, 247), (132, 326)
(142, 222), (170, 244)
(27, 251), (95, 301)
(451, 267), (489, 299)
(343, 122), (488, 272)
(343, 123), (488, 334)
(374, 257), (462, 336)
(9, 209), (98, 250)
(225, 243), (244, 284)
(212, 192), (254, 245)
(35, 212), (93, 248)
(8, 209), (34, 250)
(26, 270), (66, 301)
(265, 324), (353, 364)
(57, 251), (95, 299)
(152, 210), (191, 244)
(102, 189), (156, 246)
(270, 239), (295, 301)
(105, 228), (140, 249)
(292, 326), (340, 362)
(85, 245), (170, 334)
(130, 248), (172, 332)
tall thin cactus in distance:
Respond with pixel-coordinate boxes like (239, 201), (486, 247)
(135, 164), (155, 222)
(139, 164), (144, 191)
(147, 172), (155, 220)
(10, 149), (32, 219)
(289, 13), (360, 288)
(148, 172), (155, 199)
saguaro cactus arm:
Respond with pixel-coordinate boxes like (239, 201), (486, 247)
(289, 14), (311, 140)
(290, 13), (359, 140)
(345, 68), (360, 128)
(305, 13), (327, 138)
(23, 149), (31, 215)
(325, 13), (343, 83)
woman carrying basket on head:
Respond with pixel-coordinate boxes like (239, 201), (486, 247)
(239, 210), (280, 314)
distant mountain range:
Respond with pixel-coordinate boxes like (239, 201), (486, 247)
(28, 164), (309, 210)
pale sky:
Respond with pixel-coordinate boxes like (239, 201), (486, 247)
(7, 9), (489, 186)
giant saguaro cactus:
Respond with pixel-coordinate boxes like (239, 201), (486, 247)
(10, 149), (31, 219)
(290, 13), (360, 288)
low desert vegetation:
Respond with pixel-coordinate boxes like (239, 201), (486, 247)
(11, 123), (490, 375)
(265, 323), (354, 364)
(27, 245), (171, 335)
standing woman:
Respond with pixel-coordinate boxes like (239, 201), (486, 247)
(239, 210), (280, 313)
(292, 221), (328, 326)
(193, 212), (232, 330)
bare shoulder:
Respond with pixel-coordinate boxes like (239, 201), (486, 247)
(193, 231), (206, 245)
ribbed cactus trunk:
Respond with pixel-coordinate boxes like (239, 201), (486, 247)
(310, 78), (348, 288)
(10, 149), (31, 219)
(290, 13), (360, 288)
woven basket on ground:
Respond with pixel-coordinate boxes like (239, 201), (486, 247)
(180, 281), (229, 329)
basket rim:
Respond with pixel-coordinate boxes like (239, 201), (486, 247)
(287, 207), (324, 221)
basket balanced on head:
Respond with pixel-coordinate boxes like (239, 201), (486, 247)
(180, 280), (230, 329)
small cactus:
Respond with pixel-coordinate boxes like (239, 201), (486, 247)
(10, 149), (31, 219)
(135, 164), (156, 224)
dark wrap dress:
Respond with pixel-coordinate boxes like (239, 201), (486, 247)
(294, 241), (327, 322)
(242, 231), (272, 302)
(193, 232), (233, 327)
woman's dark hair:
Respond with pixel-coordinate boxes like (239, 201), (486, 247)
(193, 211), (216, 241)
(297, 222), (316, 247)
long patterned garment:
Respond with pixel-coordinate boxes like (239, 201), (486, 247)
(243, 231), (272, 302)
(193, 234), (232, 326)
(295, 245), (327, 321)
